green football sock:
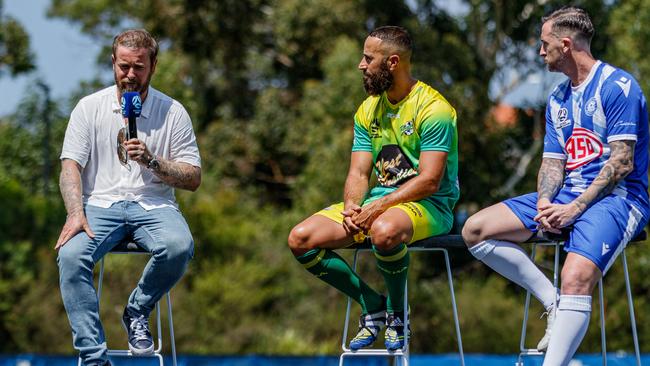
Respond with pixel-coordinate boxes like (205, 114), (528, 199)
(374, 243), (409, 313)
(296, 249), (384, 314)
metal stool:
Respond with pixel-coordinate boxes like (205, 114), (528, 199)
(339, 235), (466, 366)
(77, 241), (178, 366)
(516, 230), (646, 366)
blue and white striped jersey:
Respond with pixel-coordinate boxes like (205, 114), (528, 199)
(543, 61), (649, 216)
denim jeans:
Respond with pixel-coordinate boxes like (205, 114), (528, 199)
(57, 201), (194, 365)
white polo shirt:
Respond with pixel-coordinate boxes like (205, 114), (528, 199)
(60, 85), (201, 210)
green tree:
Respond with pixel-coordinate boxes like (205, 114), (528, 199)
(0, 0), (34, 77)
(1, 0), (644, 356)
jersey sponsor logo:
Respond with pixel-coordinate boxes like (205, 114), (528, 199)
(585, 97), (597, 116)
(387, 112), (400, 118)
(400, 120), (414, 136)
(564, 127), (603, 170)
(555, 108), (571, 128)
(375, 144), (417, 187)
(369, 118), (380, 138)
(615, 77), (631, 97)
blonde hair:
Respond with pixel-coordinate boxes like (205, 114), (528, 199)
(112, 29), (159, 64)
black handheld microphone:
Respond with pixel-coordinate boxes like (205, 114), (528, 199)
(120, 91), (142, 140)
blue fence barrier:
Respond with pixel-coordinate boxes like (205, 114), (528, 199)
(2, 354), (649, 366)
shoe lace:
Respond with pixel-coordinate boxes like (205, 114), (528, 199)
(539, 308), (555, 331)
(129, 315), (151, 341)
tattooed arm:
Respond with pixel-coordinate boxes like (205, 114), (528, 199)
(573, 140), (635, 211)
(535, 140), (635, 229)
(537, 157), (566, 204)
(55, 159), (95, 249)
(534, 157), (566, 232)
(124, 139), (201, 191)
(149, 157), (201, 192)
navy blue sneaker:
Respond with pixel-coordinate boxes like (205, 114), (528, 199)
(385, 312), (409, 351)
(122, 308), (154, 355)
(349, 309), (386, 350)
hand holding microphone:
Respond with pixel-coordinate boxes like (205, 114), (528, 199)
(120, 92), (153, 167)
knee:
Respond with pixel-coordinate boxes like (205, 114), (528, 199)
(370, 219), (404, 252)
(461, 214), (486, 247)
(156, 234), (194, 263)
(560, 268), (598, 295)
(287, 225), (317, 255)
(57, 242), (92, 281)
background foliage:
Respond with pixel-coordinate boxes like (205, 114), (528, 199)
(1, 0), (649, 356)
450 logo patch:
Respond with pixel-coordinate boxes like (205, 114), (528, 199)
(564, 127), (603, 170)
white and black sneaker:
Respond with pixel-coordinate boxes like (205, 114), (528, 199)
(122, 308), (154, 355)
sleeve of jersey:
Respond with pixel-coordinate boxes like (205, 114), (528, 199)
(351, 116), (372, 152)
(60, 101), (92, 168)
(603, 77), (643, 143)
(542, 102), (566, 160)
(419, 108), (454, 152)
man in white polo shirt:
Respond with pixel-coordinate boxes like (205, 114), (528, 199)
(56, 29), (201, 366)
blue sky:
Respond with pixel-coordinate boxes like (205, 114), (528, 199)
(0, 0), (103, 116)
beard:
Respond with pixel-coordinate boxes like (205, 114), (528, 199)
(114, 71), (152, 94)
(363, 61), (393, 96)
(546, 51), (567, 73)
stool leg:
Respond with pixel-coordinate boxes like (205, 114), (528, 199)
(167, 292), (177, 366)
(155, 301), (163, 354)
(518, 244), (537, 359)
(78, 259), (107, 366)
(442, 249), (464, 366)
(598, 279), (607, 366)
(97, 258), (105, 302)
(340, 249), (361, 353)
(621, 251), (641, 366)
(400, 279), (409, 366)
(516, 241), (560, 366)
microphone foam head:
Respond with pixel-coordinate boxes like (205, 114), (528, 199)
(121, 92), (142, 118)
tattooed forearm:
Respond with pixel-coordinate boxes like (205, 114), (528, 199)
(152, 159), (201, 191)
(537, 158), (565, 201)
(573, 140), (635, 211)
(59, 159), (84, 215)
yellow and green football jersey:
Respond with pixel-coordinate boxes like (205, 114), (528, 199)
(352, 80), (459, 225)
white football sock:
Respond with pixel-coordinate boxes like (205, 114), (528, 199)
(543, 295), (592, 366)
(470, 239), (557, 308)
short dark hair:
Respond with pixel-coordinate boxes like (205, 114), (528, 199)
(542, 6), (594, 46)
(368, 26), (413, 60)
(112, 29), (159, 64)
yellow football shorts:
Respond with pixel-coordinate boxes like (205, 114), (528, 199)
(314, 199), (451, 245)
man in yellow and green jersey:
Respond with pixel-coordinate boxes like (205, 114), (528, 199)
(287, 25), (458, 351)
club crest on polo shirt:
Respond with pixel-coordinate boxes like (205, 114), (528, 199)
(564, 127), (604, 170)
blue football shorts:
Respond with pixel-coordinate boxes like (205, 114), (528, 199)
(504, 190), (647, 273)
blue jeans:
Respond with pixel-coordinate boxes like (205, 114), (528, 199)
(57, 201), (194, 365)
